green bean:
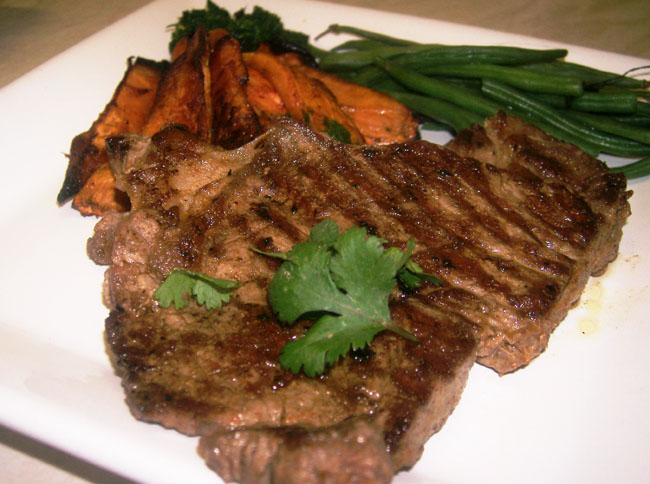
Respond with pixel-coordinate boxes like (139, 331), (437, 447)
(610, 155), (650, 179)
(344, 65), (393, 87)
(421, 120), (453, 131)
(316, 23), (650, 167)
(385, 91), (484, 133)
(307, 44), (330, 60)
(318, 25), (568, 67)
(317, 24), (419, 46)
(562, 110), (650, 145)
(636, 101), (650, 116)
(599, 85), (650, 99)
(481, 78), (650, 157)
(435, 77), (483, 90)
(392, 46), (568, 68)
(318, 45), (438, 71)
(569, 91), (639, 114)
(612, 114), (650, 128)
(411, 63), (583, 96)
(331, 39), (389, 52)
(520, 61), (648, 89)
(526, 92), (569, 109)
(367, 77), (410, 93)
(335, 65), (409, 92)
(378, 58), (501, 117)
(318, 45), (568, 72)
(319, 25), (570, 67)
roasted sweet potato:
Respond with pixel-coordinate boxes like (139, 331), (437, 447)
(57, 56), (166, 204)
(245, 67), (287, 129)
(61, 26), (419, 218)
(72, 162), (129, 215)
(68, 29), (261, 216)
(243, 51), (364, 144)
(68, 29), (210, 217)
(209, 35), (263, 148)
(280, 53), (418, 144)
(171, 28), (229, 62)
(142, 27), (210, 137)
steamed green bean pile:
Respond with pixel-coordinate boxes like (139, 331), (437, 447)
(314, 25), (650, 179)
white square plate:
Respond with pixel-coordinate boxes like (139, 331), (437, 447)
(0, 1), (648, 483)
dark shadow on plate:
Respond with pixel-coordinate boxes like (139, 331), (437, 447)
(0, 423), (139, 484)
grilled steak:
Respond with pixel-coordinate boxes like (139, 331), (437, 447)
(446, 112), (631, 371)
(88, 113), (629, 483)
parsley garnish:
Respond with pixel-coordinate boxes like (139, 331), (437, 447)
(261, 219), (442, 376)
(168, 2), (310, 54)
(154, 269), (238, 310)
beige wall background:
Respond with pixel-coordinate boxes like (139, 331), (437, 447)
(1, 0), (649, 88)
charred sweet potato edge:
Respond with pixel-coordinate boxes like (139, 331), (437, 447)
(59, 28), (419, 217)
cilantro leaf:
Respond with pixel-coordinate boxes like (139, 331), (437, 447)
(308, 218), (340, 245)
(401, 259), (444, 289)
(154, 269), (238, 310)
(328, 226), (395, 315)
(384, 238), (416, 270)
(280, 313), (383, 377)
(265, 219), (433, 376)
(250, 247), (289, 260)
(269, 241), (342, 323)
(387, 239), (444, 290)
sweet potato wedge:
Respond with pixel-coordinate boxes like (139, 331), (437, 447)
(243, 51), (364, 144)
(280, 53), (418, 144)
(245, 67), (287, 129)
(209, 35), (263, 148)
(57, 56), (166, 204)
(72, 162), (130, 216)
(142, 27), (210, 137)
(70, 29), (262, 216)
(171, 28), (229, 62)
(61, 27), (418, 218)
(69, 29), (210, 217)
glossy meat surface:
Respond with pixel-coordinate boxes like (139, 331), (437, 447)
(89, 114), (629, 483)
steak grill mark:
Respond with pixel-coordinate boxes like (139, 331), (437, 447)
(91, 113), (629, 484)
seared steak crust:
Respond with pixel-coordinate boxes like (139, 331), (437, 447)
(90, 114), (629, 483)
(198, 417), (395, 484)
(94, 121), (479, 482)
(447, 112), (631, 371)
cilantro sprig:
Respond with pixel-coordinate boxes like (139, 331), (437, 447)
(154, 269), (238, 310)
(260, 219), (442, 377)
